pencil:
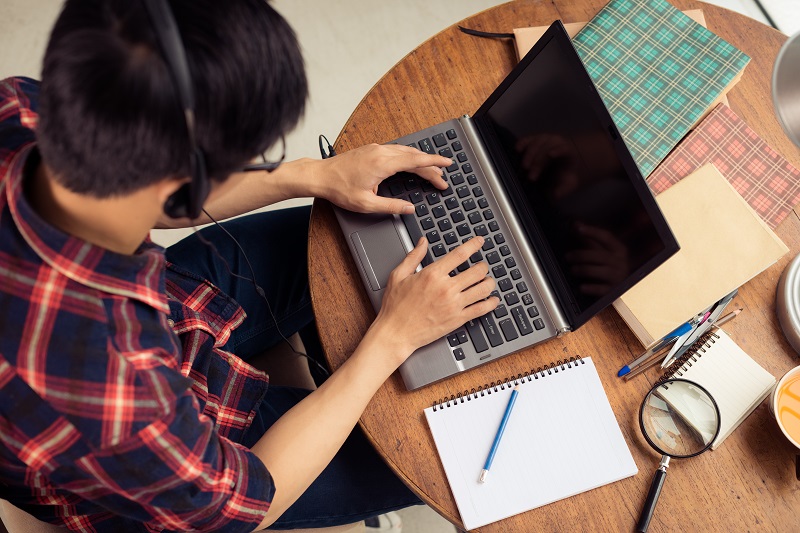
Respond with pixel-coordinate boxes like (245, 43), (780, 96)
(479, 386), (520, 483)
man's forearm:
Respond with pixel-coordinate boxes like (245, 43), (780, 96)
(250, 321), (408, 531)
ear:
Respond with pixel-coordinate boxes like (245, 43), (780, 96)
(156, 177), (190, 205)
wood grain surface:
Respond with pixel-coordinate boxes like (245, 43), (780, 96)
(307, 1), (800, 531)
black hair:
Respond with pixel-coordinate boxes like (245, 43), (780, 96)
(36, 0), (307, 197)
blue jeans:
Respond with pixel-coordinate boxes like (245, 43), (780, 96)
(165, 207), (421, 529)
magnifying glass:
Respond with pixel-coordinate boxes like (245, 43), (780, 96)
(636, 379), (721, 532)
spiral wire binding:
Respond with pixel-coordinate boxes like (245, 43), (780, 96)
(431, 356), (584, 411)
(657, 330), (719, 387)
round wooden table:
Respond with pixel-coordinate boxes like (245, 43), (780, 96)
(308, 1), (800, 531)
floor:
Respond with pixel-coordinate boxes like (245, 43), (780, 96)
(0, 1), (797, 532)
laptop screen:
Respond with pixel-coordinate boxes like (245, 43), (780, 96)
(474, 22), (678, 328)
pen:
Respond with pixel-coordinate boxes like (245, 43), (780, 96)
(479, 386), (520, 483)
(618, 322), (692, 377)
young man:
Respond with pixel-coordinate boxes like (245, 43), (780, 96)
(0, 1), (498, 531)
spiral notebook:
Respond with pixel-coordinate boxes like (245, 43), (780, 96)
(659, 329), (776, 450)
(423, 357), (637, 530)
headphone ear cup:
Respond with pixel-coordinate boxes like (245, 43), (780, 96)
(162, 149), (209, 219)
(187, 147), (209, 219)
(164, 182), (191, 219)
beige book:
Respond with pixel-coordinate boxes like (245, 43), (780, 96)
(613, 163), (788, 346)
(512, 11), (736, 109)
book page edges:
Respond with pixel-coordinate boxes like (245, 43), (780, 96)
(614, 164), (788, 345)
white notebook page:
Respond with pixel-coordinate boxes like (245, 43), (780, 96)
(666, 329), (776, 449)
(423, 358), (637, 530)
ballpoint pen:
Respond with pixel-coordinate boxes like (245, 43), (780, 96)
(618, 322), (692, 377)
(479, 386), (519, 483)
(661, 290), (738, 369)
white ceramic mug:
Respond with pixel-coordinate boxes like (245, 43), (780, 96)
(771, 365), (800, 479)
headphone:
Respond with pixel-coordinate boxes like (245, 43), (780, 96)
(140, 0), (209, 220)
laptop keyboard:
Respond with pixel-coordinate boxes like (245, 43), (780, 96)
(378, 127), (547, 362)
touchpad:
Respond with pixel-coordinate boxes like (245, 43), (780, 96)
(351, 221), (408, 291)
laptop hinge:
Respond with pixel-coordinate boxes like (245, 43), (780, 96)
(458, 115), (571, 336)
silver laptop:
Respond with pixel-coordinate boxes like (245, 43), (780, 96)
(334, 21), (679, 390)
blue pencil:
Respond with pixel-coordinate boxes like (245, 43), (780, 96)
(479, 385), (520, 483)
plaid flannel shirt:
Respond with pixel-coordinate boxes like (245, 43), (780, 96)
(0, 77), (273, 532)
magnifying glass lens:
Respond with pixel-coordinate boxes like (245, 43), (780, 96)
(641, 379), (720, 457)
(636, 379), (721, 533)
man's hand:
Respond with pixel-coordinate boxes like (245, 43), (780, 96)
(314, 143), (452, 215)
(371, 236), (500, 364)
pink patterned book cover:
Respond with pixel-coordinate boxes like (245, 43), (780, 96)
(647, 103), (800, 229)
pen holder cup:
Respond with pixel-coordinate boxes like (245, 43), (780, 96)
(770, 365), (800, 480)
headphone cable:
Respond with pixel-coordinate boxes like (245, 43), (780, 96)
(189, 209), (330, 378)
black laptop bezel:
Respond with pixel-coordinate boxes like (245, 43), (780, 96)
(471, 20), (679, 330)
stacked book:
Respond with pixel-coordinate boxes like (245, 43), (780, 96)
(512, 0), (797, 347)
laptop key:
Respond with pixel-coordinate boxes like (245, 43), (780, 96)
(505, 292), (520, 306)
(432, 243), (446, 257)
(517, 281), (528, 293)
(482, 237), (494, 251)
(469, 250), (483, 263)
(456, 186), (470, 198)
(446, 128), (457, 140)
(498, 278), (513, 292)
(465, 319), (489, 353)
(445, 197), (458, 210)
(452, 210), (465, 223)
(456, 223), (470, 236)
(527, 305), (539, 317)
(438, 219), (452, 231)
(478, 197), (489, 209)
(426, 230), (441, 243)
(452, 140), (462, 151)
(404, 176), (418, 190)
(511, 305), (533, 336)
(418, 138), (434, 154)
(510, 268), (521, 280)
(432, 133), (446, 147)
(453, 347), (466, 361)
(400, 214), (433, 266)
(443, 231), (457, 245)
(533, 318), (545, 330)
(495, 232), (505, 244)
(451, 172), (464, 185)
(389, 181), (404, 196)
(426, 192), (441, 205)
(409, 191), (423, 204)
(505, 256), (516, 268)
(492, 265), (507, 278)
(522, 293), (534, 306)
(420, 217), (434, 230)
(467, 174), (478, 185)
(457, 152), (468, 163)
(472, 186), (484, 197)
(415, 204), (428, 217)
(432, 205), (446, 218)
(474, 224), (488, 237)
(486, 251), (501, 264)
(494, 304), (508, 318)
(442, 186), (454, 197)
(462, 163), (473, 174)
(438, 147), (453, 158)
(447, 333), (460, 347)
(499, 318), (519, 342)
(463, 199), (476, 212)
(489, 221), (500, 232)
(481, 314), (504, 347)
(468, 211), (482, 224)
(457, 330), (468, 344)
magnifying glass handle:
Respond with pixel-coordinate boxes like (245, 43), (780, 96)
(636, 456), (670, 532)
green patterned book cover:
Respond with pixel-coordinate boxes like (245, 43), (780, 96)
(572, 0), (750, 177)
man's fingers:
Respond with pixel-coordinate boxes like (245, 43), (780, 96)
(434, 236), (485, 272)
(391, 237), (428, 280)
